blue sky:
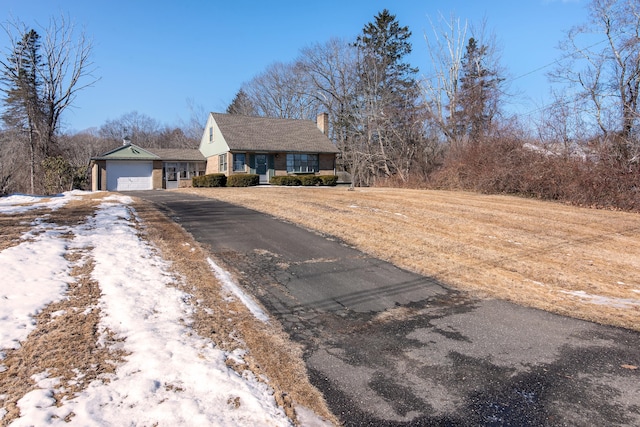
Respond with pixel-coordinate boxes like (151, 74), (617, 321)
(1, 0), (588, 133)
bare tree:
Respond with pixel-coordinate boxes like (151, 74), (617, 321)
(0, 15), (97, 193)
(298, 38), (359, 175)
(552, 0), (640, 160)
(98, 111), (197, 149)
(157, 126), (197, 148)
(39, 15), (97, 154)
(421, 13), (468, 146)
(0, 128), (26, 194)
(99, 111), (161, 146)
(242, 61), (317, 119)
(182, 97), (208, 140)
(299, 38), (358, 134)
(60, 128), (110, 165)
(535, 90), (590, 157)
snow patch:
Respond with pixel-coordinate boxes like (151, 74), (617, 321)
(560, 290), (640, 309)
(0, 190), (87, 214)
(0, 221), (73, 352)
(207, 257), (270, 323)
(0, 192), (295, 426)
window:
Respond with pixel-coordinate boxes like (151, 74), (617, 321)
(180, 162), (188, 179)
(209, 127), (213, 143)
(233, 153), (246, 172)
(219, 154), (227, 172)
(165, 163), (177, 181)
(166, 162), (205, 180)
(286, 153), (318, 173)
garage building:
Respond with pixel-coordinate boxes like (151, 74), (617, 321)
(91, 143), (205, 191)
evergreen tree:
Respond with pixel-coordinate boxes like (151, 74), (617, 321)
(0, 29), (44, 193)
(226, 89), (256, 116)
(1, 29), (43, 132)
(354, 9), (418, 121)
(453, 37), (502, 142)
(352, 9), (424, 184)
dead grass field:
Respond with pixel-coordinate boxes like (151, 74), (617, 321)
(181, 186), (640, 332)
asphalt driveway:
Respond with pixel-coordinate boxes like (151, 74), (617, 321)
(131, 190), (640, 426)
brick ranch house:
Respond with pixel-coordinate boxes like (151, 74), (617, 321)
(90, 113), (339, 191)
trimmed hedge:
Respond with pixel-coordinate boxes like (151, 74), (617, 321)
(227, 174), (259, 187)
(270, 174), (339, 186)
(300, 175), (322, 186)
(319, 175), (338, 186)
(192, 173), (226, 187)
(270, 175), (302, 186)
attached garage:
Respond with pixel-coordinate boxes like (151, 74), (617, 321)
(106, 161), (153, 191)
(90, 144), (162, 192)
(90, 143), (205, 191)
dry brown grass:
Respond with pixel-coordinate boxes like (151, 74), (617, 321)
(0, 193), (337, 426)
(0, 210), (46, 251)
(180, 186), (640, 332)
(0, 196), (126, 427)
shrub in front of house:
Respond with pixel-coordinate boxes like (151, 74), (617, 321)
(193, 173), (226, 187)
(300, 175), (322, 186)
(192, 176), (203, 187)
(270, 176), (302, 186)
(227, 174), (259, 187)
(318, 175), (338, 186)
(270, 175), (339, 186)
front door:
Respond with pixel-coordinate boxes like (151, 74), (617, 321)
(255, 154), (268, 183)
(165, 164), (178, 189)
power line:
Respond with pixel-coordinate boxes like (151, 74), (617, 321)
(510, 36), (610, 83)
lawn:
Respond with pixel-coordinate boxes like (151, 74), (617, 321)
(182, 186), (640, 331)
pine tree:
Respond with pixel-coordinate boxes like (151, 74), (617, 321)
(355, 9), (417, 96)
(352, 9), (423, 184)
(453, 37), (502, 142)
(226, 89), (256, 116)
(0, 29), (44, 193)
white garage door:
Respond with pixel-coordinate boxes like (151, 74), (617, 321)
(106, 161), (153, 191)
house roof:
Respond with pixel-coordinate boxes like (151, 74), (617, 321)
(150, 148), (205, 162)
(91, 144), (160, 160)
(92, 144), (204, 161)
(211, 113), (340, 153)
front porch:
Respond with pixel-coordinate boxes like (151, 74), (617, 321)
(162, 161), (206, 189)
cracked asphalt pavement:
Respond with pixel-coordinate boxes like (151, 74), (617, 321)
(131, 191), (640, 426)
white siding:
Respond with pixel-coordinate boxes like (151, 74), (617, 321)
(198, 113), (230, 158)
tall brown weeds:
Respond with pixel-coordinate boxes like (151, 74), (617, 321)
(423, 139), (640, 212)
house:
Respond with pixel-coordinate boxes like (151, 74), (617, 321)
(199, 112), (339, 183)
(90, 112), (339, 191)
(90, 144), (206, 191)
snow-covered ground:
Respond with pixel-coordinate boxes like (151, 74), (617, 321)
(0, 191), (324, 426)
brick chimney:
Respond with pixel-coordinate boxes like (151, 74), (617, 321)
(316, 112), (329, 135)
